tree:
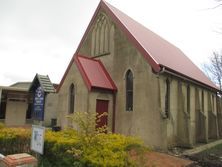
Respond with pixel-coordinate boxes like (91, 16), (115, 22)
(204, 1), (222, 89)
(204, 51), (222, 90)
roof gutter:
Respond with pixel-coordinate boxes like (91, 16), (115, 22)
(158, 66), (165, 74)
(157, 66), (219, 92)
(0, 86), (28, 92)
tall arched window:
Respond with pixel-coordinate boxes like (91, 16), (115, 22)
(91, 13), (110, 56)
(126, 70), (133, 111)
(165, 78), (170, 118)
(202, 90), (204, 112)
(187, 85), (190, 114)
(69, 84), (75, 114)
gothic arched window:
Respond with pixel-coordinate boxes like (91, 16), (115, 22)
(69, 84), (75, 114)
(165, 78), (170, 118)
(187, 85), (190, 114)
(92, 13), (110, 56)
(126, 70), (133, 111)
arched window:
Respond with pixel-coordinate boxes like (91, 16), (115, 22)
(126, 70), (133, 111)
(69, 84), (75, 114)
(187, 85), (190, 114)
(165, 78), (170, 118)
(202, 90), (204, 112)
(91, 13), (110, 56)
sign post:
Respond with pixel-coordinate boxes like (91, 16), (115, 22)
(31, 125), (45, 155)
(29, 79), (47, 165)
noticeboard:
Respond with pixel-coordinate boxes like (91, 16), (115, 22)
(32, 86), (45, 121)
(31, 125), (45, 154)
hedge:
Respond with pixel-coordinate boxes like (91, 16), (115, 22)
(0, 126), (146, 167)
(0, 127), (31, 155)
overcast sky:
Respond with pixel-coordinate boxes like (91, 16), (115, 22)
(0, 0), (222, 86)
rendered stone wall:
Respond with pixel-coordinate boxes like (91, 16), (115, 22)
(44, 93), (59, 126)
(57, 63), (89, 128)
(78, 13), (168, 148)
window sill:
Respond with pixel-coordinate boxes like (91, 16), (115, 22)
(126, 110), (133, 112)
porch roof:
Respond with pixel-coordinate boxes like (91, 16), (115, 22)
(75, 55), (117, 92)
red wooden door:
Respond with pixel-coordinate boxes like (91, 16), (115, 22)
(96, 99), (109, 129)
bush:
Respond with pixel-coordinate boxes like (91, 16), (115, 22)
(67, 111), (145, 167)
(0, 127), (146, 166)
(0, 127), (31, 155)
(74, 133), (142, 167)
(0, 128), (80, 166)
(0, 112), (147, 166)
(41, 129), (80, 167)
(0, 122), (5, 129)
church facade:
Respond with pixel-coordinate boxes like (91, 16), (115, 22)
(57, 1), (221, 149)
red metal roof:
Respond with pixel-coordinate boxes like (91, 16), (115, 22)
(57, 0), (218, 92)
(101, 1), (217, 90)
(74, 55), (117, 91)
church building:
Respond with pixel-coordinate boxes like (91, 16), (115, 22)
(57, 1), (221, 149)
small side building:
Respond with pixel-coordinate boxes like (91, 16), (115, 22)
(0, 74), (58, 127)
(0, 82), (32, 126)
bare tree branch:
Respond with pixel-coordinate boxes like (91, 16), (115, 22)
(203, 51), (222, 90)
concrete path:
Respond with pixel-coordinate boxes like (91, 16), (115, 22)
(183, 139), (222, 155)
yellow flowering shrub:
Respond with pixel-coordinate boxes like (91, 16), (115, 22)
(0, 112), (147, 167)
(42, 129), (80, 166)
(0, 127), (31, 155)
(67, 111), (147, 167)
(0, 122), (5, 129)
(74, 133), (142, 167)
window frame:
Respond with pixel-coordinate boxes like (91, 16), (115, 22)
(69, 83), (75, 114)
(165, 78), (170, 118)
(125, 70), (133, 111)
(187, 84), (190, 114)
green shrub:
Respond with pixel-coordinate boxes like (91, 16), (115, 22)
(67, 111), (145, 167)
(0, 112), (147, 166)
(41, 129), (80, 167)
(0, 128), (31, 155)
(0, 122), (5, 129)
(73, 133), (142, 167)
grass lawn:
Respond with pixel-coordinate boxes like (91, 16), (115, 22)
(188, 143), (222, 166)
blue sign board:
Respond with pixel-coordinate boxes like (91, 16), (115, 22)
(33, 86), (45, 121)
